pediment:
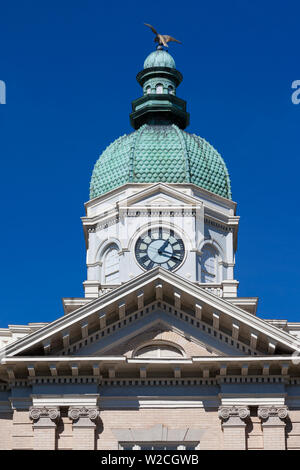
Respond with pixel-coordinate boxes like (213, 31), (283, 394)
(102, 323), (219, 358)
(136, 195), (179, 207)
(2, 267), (300, 363)
(81, 184), (205, 243)
(67, 311), (235, 358)
(119, 183), (203, 210)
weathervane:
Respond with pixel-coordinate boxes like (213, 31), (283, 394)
(144, 23), (182, 49)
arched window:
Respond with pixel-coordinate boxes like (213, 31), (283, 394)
(134, 342), (183, 358)
(201, 245), (218, 283)
(103, 243), (120, 284)
(156, 83), (163, 94)
(146, 85), (151, 94)
(168, 85), (174, 95)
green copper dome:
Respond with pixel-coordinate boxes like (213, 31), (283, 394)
(144, 49), (176, 69)
(90, 124), (231, 200)
(89, 49), (232, 201)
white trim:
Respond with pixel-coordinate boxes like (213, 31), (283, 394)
(32, 394), (99, 407)
(221, 397), (286, 406)
(2, 267), (300, 358)
(133, 340), (185, 358)
(101, 396), (219, 409)
(2, 355), (299, 364)
(85, 182), (236, 211)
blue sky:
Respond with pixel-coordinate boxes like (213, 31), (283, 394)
(0, 0), (299, 327)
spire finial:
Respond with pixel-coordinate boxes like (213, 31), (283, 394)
(144, 23), (182, 49)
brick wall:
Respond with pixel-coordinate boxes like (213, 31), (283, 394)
(11, 410), (33, 450)
(106, 329), (217, 357)
(97, 408), (222, 450)
(222, 426), (246, 450)
(286, 409), (300, 450)
(57, 416), (73, 450)
(246, 414), (264, 450)
(73, 427), (96, 450)
(1, 407), (300, 450)
(33, 427), (56, 450)
(0, 412), (13, 450)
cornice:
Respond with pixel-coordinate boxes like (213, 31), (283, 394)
(2, 373), (296, 390)
(82, 186), (237, 233)
(1, 267), (300, 359)
(85, 182), (236, 213)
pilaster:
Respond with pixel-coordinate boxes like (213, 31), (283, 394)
(218, 405), (250, 450)
(258, 406), (288, 450)
(29, 406), (60, 450)
(68, 406), (99, 450)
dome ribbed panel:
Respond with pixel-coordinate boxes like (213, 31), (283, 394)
(89, 125), (232, 200)
(132, 125), (186, 184)
(183, 132), (231, 199)
(89, 133), (136, 199)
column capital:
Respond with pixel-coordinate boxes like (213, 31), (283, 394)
(68, 406), (99, 428)
(29, 406), (60, 427)
(258, 405), (288, 425)
(218, 405), (250, 426)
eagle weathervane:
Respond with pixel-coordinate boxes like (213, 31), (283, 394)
(144, 23), (182, 49)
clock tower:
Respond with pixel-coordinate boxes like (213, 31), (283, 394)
(82, 46), (238, 300)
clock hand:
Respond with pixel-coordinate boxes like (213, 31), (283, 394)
(160, 251), (181, 260)
(158, 239), (169, 254)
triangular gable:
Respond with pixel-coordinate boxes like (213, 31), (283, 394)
(101, 322), (220, 358)
(1, 267), (300, 360)
(120, 183), (202, 208)
(67, 310), (240, 358)
(81, 183), (205, 232)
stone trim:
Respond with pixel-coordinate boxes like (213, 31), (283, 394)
(59, 300), (258, 357)
(258, 405), (289, 425)
(5, 266), (300, 359)
(218, 405), (250, 427)
(7, 375), (291, 389)
(68, 406), (99, 428)
(29, 406), (60, 428)
(112, 423), (204, 446)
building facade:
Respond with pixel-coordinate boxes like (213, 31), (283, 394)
(0, 47), (300, 451)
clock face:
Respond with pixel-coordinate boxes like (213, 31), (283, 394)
(135, 227), (185, 271)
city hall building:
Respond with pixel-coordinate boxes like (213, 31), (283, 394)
(0, 46), (300, 451)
